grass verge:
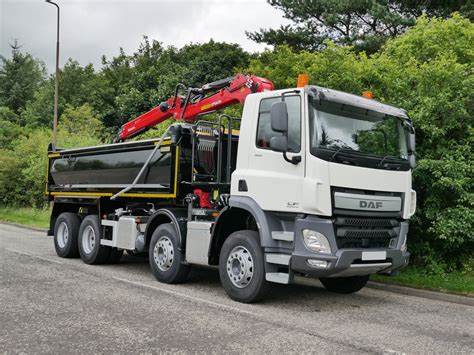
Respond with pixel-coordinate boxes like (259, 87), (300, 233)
(0, 206), (50, 230)
(372, 267), (474, 296)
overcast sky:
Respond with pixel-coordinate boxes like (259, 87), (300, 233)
(1, 0), (289, 72)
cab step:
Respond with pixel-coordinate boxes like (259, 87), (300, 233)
(265, 253), (291, 266)
(265, 272), (290, 284)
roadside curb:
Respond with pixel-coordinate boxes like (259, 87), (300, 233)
(367, 281), (474, 306)
(0, 221), (47, 233)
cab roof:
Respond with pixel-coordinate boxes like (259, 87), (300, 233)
(305, 85), (409, 119)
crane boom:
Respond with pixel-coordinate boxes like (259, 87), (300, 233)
(117, 74), (274, 141)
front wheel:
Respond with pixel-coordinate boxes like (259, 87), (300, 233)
(219, 230), (269, 303)
(149, 223), (190, 284)
(320, 275), (370, 294)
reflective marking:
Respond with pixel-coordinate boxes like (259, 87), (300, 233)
(6, 248), (32, 256)
(112, 276), (259, 317)
(34, 255), (63, 264)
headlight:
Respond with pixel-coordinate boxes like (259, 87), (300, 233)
(302, 229), (332, 254)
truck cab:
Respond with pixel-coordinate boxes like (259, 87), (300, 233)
(210, 85), (415, 299)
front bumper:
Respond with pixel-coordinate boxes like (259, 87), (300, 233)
(291, 248), (410, 278)
(288, 214), (410, 278)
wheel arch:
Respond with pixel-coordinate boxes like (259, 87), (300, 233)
(144, 208), (188, 251)
(209, 206), (259, 265)
(209, 196), (296, 264)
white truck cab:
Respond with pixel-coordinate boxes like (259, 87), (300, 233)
(223, 85), (416, 294)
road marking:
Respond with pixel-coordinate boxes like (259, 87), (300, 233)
(6, 248), (63, 264)
(6, 248), (32, 256)
(34, 255), (63, 264)
(113, 276), (259, 318)
(383, 349), (406, 355)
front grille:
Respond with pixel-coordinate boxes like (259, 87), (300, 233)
(334, 216), (399, 249)
(336, 217), (397, 228)
(344, 230), (393, 239)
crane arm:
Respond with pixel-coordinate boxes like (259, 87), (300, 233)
(116, 74), (274, 141)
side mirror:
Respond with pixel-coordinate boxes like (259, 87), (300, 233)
(407, 132), (416, 153)
(270, 135), (288, 152)
(407, 131), (416, 169)
(269, 100), (301, 165)
(270, 101), (288, 133)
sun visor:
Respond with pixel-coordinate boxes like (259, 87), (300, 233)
(305, 86), (409, 119)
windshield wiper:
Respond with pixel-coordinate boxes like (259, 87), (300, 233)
(377, 155), (401, 168)
(329, 147), (353, 161)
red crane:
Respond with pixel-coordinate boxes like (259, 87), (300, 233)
(116, 74), (274, 142)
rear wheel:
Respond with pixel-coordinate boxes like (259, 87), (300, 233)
(219, 230), (269, 303)
(78, 215), (111, 265)
(320, 275), (370, 294)
(149, 223), (190, 283)
(54, 212), (80, 258)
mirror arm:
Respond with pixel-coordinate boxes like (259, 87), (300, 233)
(283, 152), (301, 165)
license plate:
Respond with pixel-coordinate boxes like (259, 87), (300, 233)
(362, 251), (387, 261)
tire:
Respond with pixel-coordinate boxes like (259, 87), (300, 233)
(108, 248), (124, 264)
(53, 212), (80, 258)
(219, 230), (269, 303)
(78, 215), (111, 265)
(149, 223), (190, 283)
(320, 275), (370, 294)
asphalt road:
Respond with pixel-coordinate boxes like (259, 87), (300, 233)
(1, 223), (473, 353)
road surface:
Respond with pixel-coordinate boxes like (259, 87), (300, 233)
(1, 223), (473, 353)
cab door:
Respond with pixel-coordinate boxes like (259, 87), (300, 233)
(242, 93), (305, 212)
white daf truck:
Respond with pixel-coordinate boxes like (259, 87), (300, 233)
(47, 76), (416, 303)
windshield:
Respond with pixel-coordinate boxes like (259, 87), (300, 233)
(309, 97), (408, 161)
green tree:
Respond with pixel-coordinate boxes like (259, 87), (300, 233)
(58, 104), (104, 136)
(0, 106), (19, 124)
(22, 59), (109, 128)
(177, 40), (250, 86)
(247, 0), (472, 53)
(100, 48), (134, 130)
(0, 41), (46, 114)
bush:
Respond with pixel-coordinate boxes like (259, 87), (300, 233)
(0, 105), (103, 208)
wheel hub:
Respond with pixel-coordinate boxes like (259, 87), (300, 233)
(154, 236), (174, 271)
(57, 222), (69, 249)
(82, 225), (96, 254)
(226, 246), (254, 288)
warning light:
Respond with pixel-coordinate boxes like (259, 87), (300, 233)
(297, 73), (309, 88)
(362, 91), (374, 99)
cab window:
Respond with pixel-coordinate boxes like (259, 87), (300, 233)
(256, 95), (301, 152)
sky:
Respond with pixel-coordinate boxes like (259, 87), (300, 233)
(0, 0), (289, 72)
